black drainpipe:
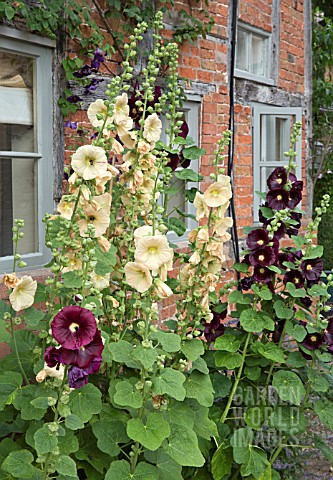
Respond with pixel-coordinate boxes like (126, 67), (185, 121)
(227, 0), (241, 276)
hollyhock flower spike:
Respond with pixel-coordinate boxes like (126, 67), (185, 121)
(51, 306), (97, 350)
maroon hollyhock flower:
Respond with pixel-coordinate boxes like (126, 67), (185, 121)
(283, 270), (305, 289)
(44, 346), (62, 368)
(266, 189), (289, 210)
(301, 259), (323, 281)
(86, 355), (103, 374)
(253, 266), (274, 283)
(288, 187), (302, 209)
(267, 167), (288, 190)
(246, 228), (269, 251)
(249, 246), (276, 267)
(51, 306), (97, 350)
(272, 319), (286, 344)
(240, 276), (254, 291)
(68, 367), (89, 389)
(301, 332), (324, 351)
(60, 329), (104, 369)
(201, 309), (227, 343)
(300, 296), (312, 308)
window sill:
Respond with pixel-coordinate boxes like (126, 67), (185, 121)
(235, 69), (275, 87)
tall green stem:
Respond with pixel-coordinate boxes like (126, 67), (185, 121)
(220, 332), (252, 423)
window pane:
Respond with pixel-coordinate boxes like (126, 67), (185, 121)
(251, 34), (265, 76)
(0, 157), (38, 256)
(0, 51), (35, 152)
(260, 115), (291, 162)
(260, 166), (277, 193)
(165, 175), (185, 219)
(236, 29), (249, 72)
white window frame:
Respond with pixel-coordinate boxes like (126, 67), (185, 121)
(160, 96), (201, 244)
(252, 104), (302, 223)
(235, 23), (273, 85)
(0, 27), (54, 272)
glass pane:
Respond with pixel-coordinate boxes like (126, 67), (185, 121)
(236, 29), (249, 72)
(0, 157), (38, 257)
(0, 51), (35, 152)
(260, 115), (291, 162)
(251, 34), (265, 76)
(260, 166), (276, 193)
(166, 175), (186, 220)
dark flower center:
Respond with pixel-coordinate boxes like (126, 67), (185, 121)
(89, 216), (96, 222)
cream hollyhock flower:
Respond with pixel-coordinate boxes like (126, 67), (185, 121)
(194, 192), (209, 220)
(78, 194), (111, 237)
(137, 140), (152, 155)
(36, 364), (65, 382)
(115, 116), (133, 135)
(124, 262), (152, 293)
(62, 252), (82, 273)
(135, 235), (173, 270)
(216, 201), (230, 218)
(207, 240), (225, 261)
(179, 264), (196, 287)
(9, 275), (37, 312)
(203, 179), (232, 208)
(196, 228), (210, 246)
(118, 129), (137, 149)
(202, 256), (223, 274)
(71, 145), (108, 180)
(95, 171), (113, 194)
(214, 217), (233, 236)
(143, 113), (162, 143)
(113, 93), (130, 124)
(111, 138), (124, 155)
(1, 273), (19, 288)
(87, 99), (109, 128)
(57, 197), (74, 220)
(154, 279), (173, 298)
(91, 272), (110, 290)
(98, 236), (111, 252)
(189, 251), (201, 265)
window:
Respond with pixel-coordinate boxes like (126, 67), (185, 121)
(235, 23), (272, 83)
(0, 28), (54, 271)
(252, 105), (302, 222)
(161, 97), (201, 243)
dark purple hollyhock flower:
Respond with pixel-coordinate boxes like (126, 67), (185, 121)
(93, 48), (105, 63)
(288, 186), (302, 209)
(278, 251), (295, 267)
(44, 346), (62, 368)
(68, 366), (89, 389)
(246, 228), (269, 251)
(249, 246), (276, 267)
(51, 306), (97, 350)
(272, 319), (286, 344)
(258, 202), (270, 223)
(64, 167), (74, 181)
(283, 270), (305, 289)
(266, 189), (289, 210)
(253, 266), (274, 284)
(201, 309), (227, 343)
(60, 329), (104, 369)
(166, 152), (182, 171)
(240, 276), (254, 291)
(300, 296), (312, 308)
(241, 254), (250, 265)
(86, 355), (102, 374)
(301, 258), (323, 281)
(301, 332), (324, 351)
(267, 167), (288, 190)
(67, 95), (83, 104)
(73, 64), (92, 78)
(64, 121), (78, 130)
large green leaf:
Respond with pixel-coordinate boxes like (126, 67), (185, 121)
(153, 368), (186, 401)
(215, 351), (242, 369)
(285, 321), (307, 342)
(184, 371), (214, 407)
(13, 385), (49, 421)
(92, 419), (129, 457)
(132, 346), (159, 370)
(181, 339), (204, 361)
(2, 449), (35, 478)
(149, 331), (181, 353)
(313, 434), (333, 465)
(34, 425), (58, 455)
(105, 460), (158, 480)
(273, 300), (294, 320)
(187, 400), (218, 440)
(214, 334), (242, 353)
(257, 343), (285, 364)
(269, 406), (307, 434)
(55, 455), (77, 477)
(314, 400), (333, 431)
(175, 168), (203, 182)
(211, 372), (232, 398)
(108, 340), (140, 368)
(307, 368), (330, 392)
(94, 244), (117, 276)
(240, 309), (274, 332)
(114, 381), (143, 409)
(162, 424), (205, 467)
(0, 371), (22, 410)
(127, 413), (170, 450)
(144, 450), (183, 480)
(67, 383), (102, 422)
(211, 443), (233, 480)
(272, 370), (305, 406)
